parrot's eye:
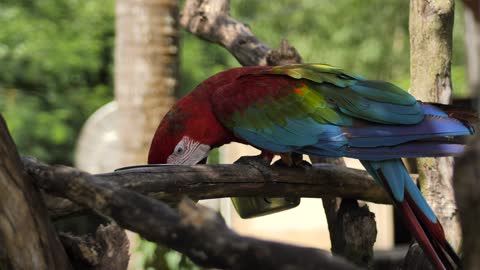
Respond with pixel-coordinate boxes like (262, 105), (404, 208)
(174, 144), (185, 155)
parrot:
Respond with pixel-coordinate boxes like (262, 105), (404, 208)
(148, 63), (476, 270)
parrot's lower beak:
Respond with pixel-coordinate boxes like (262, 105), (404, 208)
(197, 157), (207, 164)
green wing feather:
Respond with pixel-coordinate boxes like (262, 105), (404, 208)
(253, 63), (422, 125)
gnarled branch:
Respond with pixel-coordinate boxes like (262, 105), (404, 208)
(181, 0), (270, 66)
(24, 158), (360, 270)
(23, 158), (393, 219)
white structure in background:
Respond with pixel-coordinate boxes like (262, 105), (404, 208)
(75, 102), (120, 173)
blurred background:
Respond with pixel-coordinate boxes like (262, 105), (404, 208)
(0, 0), (475, 269)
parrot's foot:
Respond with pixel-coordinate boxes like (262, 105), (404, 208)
(234, 155), (270, 166)
(275, 153), (312, 169)
(234, 151), (273, 167)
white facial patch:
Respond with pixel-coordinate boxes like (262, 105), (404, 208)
(167, 136), (211, 165)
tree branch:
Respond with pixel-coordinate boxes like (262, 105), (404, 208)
(313, 158), (377, 268)
(59, 224), (130, 270)
(23, 158), (393, 219)
(24, 158), (360, 270)
(181, 0), (270, 66)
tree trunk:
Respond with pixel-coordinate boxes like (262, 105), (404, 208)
(464, 0), (480, 103)
(454, 3), (480, 267)
(0, 115), (72, 270)
(115, 0), (179, 166)
(409, 0), (460, 250)
(453, 134), (480, 270)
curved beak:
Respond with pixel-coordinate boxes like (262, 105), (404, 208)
(197, 157), (208, 164)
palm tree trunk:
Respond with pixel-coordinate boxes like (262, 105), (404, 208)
(115, 0), (179, 166)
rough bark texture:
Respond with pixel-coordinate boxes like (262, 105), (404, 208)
(0, 116), (72, 270)
(24, 158), (360, 270)
(115, 0), (178, 166)
(60, 224), (130, 270)
(408, 0), (461, 250)
(402, 243), (434, 270)
(23, 159), (393, 219)
(454, 133), (480, 269)
(181, 0), (302, 67)
(313, 157), (377, 268)
(181, 0), (270, 66)
(328, 199), (377, 268)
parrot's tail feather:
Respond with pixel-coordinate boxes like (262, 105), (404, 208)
(424, 102), (478, 124)
(343, 111), (474, 148)
(396, 195), (445, 270)
(361, 159), (460, 270)
(404, 190), (461, 269)
(345, 142), (465, 160)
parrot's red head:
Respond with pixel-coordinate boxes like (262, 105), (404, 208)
(148, 66), (267, 165)
(148, 86), (233, 165)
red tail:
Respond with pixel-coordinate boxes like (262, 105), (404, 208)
(378, 175), (460, 270)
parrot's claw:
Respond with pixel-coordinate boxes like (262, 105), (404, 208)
(234, 154), (271, 167)
(295, 160), (313, 169)
(275, 153), (311, 168)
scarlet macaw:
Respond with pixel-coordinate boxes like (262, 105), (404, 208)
(148, 64), (475, 270)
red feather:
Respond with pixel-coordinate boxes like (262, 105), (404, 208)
(377, 172), (459, 270)
(148, 66), (270, 164)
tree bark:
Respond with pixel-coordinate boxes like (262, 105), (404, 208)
(181, 0), (270, 66)
(0, 115), (72, 270)
(312, 157), (377, 268)
(115, 0), (179, 166)
(455, 2), (480, 268)
(408, 0), (460, 251)
(454, 130), (480, 269)
(23, 159), (394, 219)
(59, 224), (130, 270)
(25, 158), (360, 270)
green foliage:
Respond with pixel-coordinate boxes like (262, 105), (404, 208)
(178, 29), (237, 97)
(132, 237), (201, 270)
(0, 0), (114, 164)
(233, 0), (411, 80)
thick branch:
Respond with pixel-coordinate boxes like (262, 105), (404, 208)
(0, 116), (72, 269)
(59, 224), (129, 270)
(311, 157), (377, 268)
(25, 158), (359, 270)
(23, 159), (392, 219)
(181, 0), (270, 66)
